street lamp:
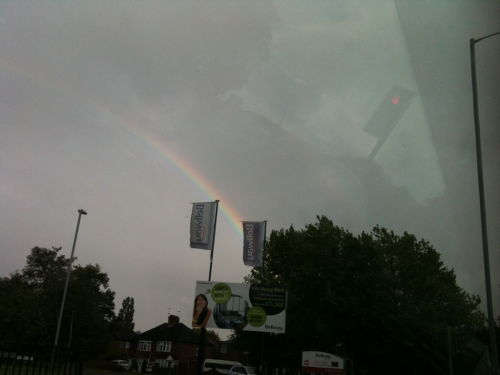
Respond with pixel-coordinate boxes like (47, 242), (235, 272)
(50, 209), (87, 370)
(470, 31), (500, 374)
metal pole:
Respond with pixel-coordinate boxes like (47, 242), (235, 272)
(260, 333), (265, 374)
(262, 221), (267, 280)
(208, 200), (220, 281)
(197, 200), (219, 375)
(257, 220), (268, 374)
(447, 326), (453, 375)
(50, 209), (87, 371)
(470, 36), (499, 374)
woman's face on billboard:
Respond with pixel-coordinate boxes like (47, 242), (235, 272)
(196, 296), (206, 308)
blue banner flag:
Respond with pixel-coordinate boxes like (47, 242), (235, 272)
(242, 221), (265, 267)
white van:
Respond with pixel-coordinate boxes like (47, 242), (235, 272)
(203, 359), (242, 375)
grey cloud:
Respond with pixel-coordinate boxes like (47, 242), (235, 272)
(1, 0), (498, 333)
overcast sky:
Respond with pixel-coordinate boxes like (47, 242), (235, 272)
(1, 0), (499, 337)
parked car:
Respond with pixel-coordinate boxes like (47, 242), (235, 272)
(203, 360), (242, 374)
(111, 360), (130, 369)
(228, 366), (263, 375)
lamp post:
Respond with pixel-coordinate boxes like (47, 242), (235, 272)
(50, 209), (87, 370)
(470, 32), (500, 374)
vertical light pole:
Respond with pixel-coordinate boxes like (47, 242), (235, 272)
(470, 32), (500, 374)
(197, 200), (220, 375)
(50, 209), (87, 370)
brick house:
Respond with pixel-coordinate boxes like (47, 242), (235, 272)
(109, 327), (138, 357)
(130, 315), (213, 375)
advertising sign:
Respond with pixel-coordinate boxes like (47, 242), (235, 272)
(302, 352), (344, 375)
(242, 222), (265, 267)
(190, 202), (217, 250)
(193, 281), (286, 333)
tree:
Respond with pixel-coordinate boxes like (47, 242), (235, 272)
(117, 297), (135, 330)
(0, 272), (45, 343)
(192, 328), (221, 343)
(65, 263), (116, 355)
(0, 247), (116, 357)
(193, 328), (222, 358)
(234, 217), (485, 375)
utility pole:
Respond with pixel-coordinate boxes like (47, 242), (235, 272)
(470, 32), (500, 374)
(50, 209), (87, 371)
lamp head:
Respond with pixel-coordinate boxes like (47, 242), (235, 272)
(78, 209), (88, 215)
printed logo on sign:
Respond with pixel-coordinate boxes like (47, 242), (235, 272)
(304, 360), (309, 365)
(194, 204), (206, 242)
(245, 224), (255, 260)
(316, 354), (331, 359)
(265, 324), (283, 332)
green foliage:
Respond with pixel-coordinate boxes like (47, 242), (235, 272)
(0, 272), (47, 342)
(0, 246), (116, 358)
(192, 328), (222, 358)
(236, 217), (485, 375)
(116, 297), (135, 330)
(192, 328), (221, 342)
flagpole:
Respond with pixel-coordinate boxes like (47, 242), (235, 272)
(208, 200), (220, 281)
(262, 220), (267, 280)
(197, 200), (219, 375)
(260, 221), (267, 375)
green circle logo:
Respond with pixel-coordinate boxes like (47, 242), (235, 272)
(247, 306), (267, 327)
(211, 283), (232, 304)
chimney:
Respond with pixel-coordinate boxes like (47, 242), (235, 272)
(168, 315), (179, 326)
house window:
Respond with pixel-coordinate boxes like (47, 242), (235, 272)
(196, 348), (199, 357)
(157, 341), (171, 352)
(119, 341), (124, 348)
(220, 344), (227, 354)
(138, 341), (151, 351)
(125, 342), (130, 349)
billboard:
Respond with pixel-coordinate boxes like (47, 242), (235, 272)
(302, 352), (344, 375)
(193, 281), (286, 333)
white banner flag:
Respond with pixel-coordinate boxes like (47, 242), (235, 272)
(190, 202), (217, 250)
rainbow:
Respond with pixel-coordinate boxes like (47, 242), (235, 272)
(2, 58), (244, 238)
(116, 115), (245, 238)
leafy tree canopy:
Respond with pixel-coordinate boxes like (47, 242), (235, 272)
(116, 297), (135, 330)
(0, 246), (116, 357)
(233, 217), (484, 375)
(192, 328), (222, 343)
